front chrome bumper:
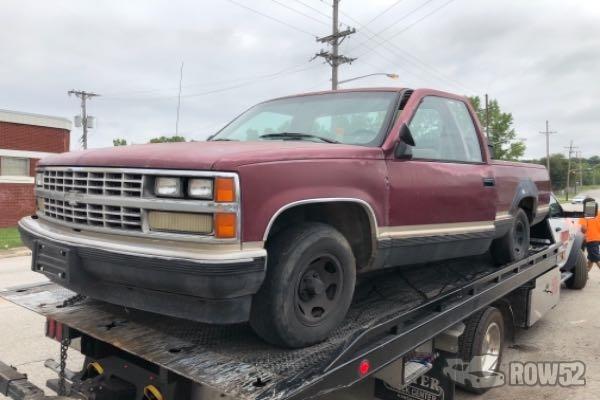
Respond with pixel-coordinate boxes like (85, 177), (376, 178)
(18, 217), (267, 324)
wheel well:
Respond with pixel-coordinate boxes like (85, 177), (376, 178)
(518, 197), (535, 222)
(265, 202), (375, 270)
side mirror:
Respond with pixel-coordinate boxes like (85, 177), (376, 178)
(584, 198), (598, 218)
(394, 123), (415, 158)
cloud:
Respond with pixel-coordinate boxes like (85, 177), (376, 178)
(1, 0), (599, 159)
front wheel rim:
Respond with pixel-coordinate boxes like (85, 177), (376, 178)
(295, 254), (344, 326)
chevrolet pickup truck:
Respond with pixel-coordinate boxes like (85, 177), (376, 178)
(19, 88), (551, 348)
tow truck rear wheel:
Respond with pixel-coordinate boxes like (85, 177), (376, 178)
(491, 208), (530, 265)
(250, 222), (356, 348)
(457, 306), (505, 394)
(566, 248), (588, 289)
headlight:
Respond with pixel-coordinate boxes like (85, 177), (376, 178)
(155, 177), (182, 197)
(188, 178), (213, 199)
(35, 172), (43, 187)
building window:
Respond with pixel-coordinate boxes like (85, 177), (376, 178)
(0, 157), (30, 176)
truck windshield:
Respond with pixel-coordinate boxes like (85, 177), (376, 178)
(211, 91), (398, 146)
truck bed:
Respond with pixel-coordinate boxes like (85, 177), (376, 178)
(0, 245), (558, 400)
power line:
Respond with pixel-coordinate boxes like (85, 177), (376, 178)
(360, 0), (459, 56)
(269, 0), (329, 26)
(101, 63), (324, 101)
(341, 11), (472, 92)
(360, 0), (409, 28)
(225, 0), (317, 37)
(291, 0), (331, 20)
(349, 0), (437, 53)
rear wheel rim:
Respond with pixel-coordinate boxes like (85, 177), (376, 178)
(514, 219), (526, 256)
(295, 254), (344, 326)
(480, 321), (501, 372)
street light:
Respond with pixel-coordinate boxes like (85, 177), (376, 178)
(337, 73), (399, 85)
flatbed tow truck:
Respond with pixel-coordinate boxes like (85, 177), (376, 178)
(0, 220), (582, 400)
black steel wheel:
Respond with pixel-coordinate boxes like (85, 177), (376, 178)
(491, 208), (530, 265)
(295, 254), (345, 326)
(250, 222), (356, 348)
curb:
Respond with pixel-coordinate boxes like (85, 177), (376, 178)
(0, 247), (32, 259)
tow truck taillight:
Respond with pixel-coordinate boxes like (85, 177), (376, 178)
(358, 359), (371, 377)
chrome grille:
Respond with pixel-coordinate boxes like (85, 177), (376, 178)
(42, 198), (143, 231)
(42, 169), (143, 197)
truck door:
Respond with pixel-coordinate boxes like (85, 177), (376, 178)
(384, 95), (497, 266)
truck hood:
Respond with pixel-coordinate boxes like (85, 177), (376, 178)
(39, 141), (384, 170)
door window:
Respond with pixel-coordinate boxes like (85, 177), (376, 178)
(408, 96), (483, 162)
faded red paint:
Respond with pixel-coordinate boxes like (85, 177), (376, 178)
(37, 88), (550, 242)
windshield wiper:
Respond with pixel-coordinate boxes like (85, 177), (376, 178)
(209, 138), (238, 141)
(259, 132), (340, 144)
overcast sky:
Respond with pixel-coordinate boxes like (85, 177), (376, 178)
(1, 0), (599, 159)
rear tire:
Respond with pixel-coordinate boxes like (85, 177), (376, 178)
(250, 222), (356, 348)
(457, 307), (505, 394)
(491, 208), (530, 265)
(566, 249), (588, 289)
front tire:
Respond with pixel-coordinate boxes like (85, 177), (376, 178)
(491, 208), (530, 265)
(250, 222), (356, 348)
(566, 249), (588, 289)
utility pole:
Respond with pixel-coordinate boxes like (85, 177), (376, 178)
(539, 120), (557, 175)
(315, 0), (356, 90)
(68, 90), (99, 149)
(565, 141), (578, 201)
(175, 62), (184, 136)
(578, 151), (583, 191)
(484, 94), (489, 141)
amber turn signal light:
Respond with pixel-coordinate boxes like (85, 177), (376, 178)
(215, 213), (236, 238)
(215, 177), (235, 202)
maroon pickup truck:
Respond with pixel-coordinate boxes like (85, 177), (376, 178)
(19, 88), (550, 347)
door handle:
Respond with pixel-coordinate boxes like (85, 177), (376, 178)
(483, 178), (495, 187)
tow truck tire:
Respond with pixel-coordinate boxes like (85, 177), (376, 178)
(566, 249), (588, 289)
(491, 208), (530, 265)
(250, 222), (356, 348)
(457, 307), (505, 394)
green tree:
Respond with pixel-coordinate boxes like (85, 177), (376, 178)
(468, 96), (525, 161)
(149, 135), (186, 143)
(538, 154), (569, 190)
(113, 138), (127, 146)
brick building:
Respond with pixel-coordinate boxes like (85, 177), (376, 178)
(0, 110), (71, 227)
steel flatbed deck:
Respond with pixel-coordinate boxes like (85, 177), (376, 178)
(0, 243), (559, 400)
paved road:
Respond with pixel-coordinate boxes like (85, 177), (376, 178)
(0, 255), (84, 399)
(0, 255), (599, 399)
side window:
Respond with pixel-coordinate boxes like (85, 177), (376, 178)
(408, 96), (483, 163)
